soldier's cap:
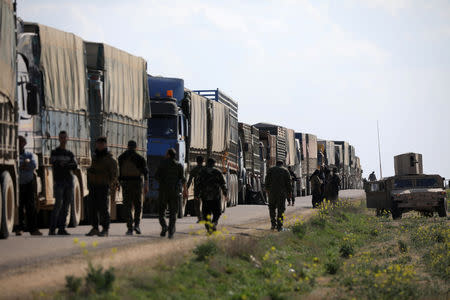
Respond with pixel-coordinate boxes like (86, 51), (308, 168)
(96, 136), (107, 143)
(128, 140), (137, 148)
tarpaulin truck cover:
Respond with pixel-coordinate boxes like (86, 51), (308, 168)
(285, 129), (296, 166)
(85, 42), (149, 120)
(27, 23), (87, 111)
(190, 92), (208, 150)
(211, 101), (230, 153)
(0, 0), (15, 105)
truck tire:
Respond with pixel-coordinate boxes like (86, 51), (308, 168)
(437, 199), (447, 217)
(69, 175), (82, 227)
(391, 206), (402, 220)
(1, 172), (15, 239)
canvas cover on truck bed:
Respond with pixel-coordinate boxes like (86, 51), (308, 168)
(190, 92), (208, 150)
(85, 42), (149, 120)
(24, 23), (87, 111)
(0, 0), (15, 105)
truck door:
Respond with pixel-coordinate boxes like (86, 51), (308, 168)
(365, 180), (388, 209)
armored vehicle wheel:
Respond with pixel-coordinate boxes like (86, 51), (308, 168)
(437, 199), (447, 217)
(391, 204), (402, 220)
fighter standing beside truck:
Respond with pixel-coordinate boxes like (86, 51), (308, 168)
(118, 140), (149, 235)
(16, 136), (41, 236)
(49, 131), (78, 235)
(155, 148), (187, 239)
(86, 137), (118, 237)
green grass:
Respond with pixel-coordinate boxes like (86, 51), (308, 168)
(59, 201), (449, 300)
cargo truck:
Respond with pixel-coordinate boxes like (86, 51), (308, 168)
(193, 89), (240, 207)
(334, 141), (350, 189)
(238, 123), (265, 203)
(366, 153), (447, 219)
(296, 133), (317, 195)
(17, 22), (91, 227)
(0, 0), (17, 238)
(145, 80), (239, 217)
(85, 42), (150, 220)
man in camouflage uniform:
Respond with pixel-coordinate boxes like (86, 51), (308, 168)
(86, 137), (118, 237)
(310, 169), (322, 208)
(196, 158), (227, 233)
(155, 148), (186, 239)
(325, 167), (341, 204)
(287, 166), (298, 206)
(186, 156), (205, 222)
(265, 161), (292, 231)
(118, 140), (149, 235)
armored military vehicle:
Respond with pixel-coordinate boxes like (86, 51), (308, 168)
(365, 153), (447, 219)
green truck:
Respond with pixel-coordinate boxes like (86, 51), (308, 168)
(365, 153), (447, 219)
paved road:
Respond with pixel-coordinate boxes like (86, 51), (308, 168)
(0, 190), (364, 274)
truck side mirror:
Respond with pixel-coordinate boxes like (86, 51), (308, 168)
(26, 83), (40, 115)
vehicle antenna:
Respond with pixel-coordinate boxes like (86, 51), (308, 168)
(377, 120), (383, 179)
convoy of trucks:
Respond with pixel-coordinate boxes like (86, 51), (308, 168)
(0, 0), (389, 240)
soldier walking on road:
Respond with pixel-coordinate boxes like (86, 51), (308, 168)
(118, 140), (149, 235)
(325, 167), (341, 203)
(86, 137), (118, 237)
(155, 148), (186, 239)
(197, 158), (227, 234)
(287, 166), (298, 206)
(186, 156), (205, 222)
(310, 169), (322, 208)
(49, 131), (78, 235)
(265, 161), (292, 231)
(16, 136), (41, 236)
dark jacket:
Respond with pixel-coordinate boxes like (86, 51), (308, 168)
(118, 149), (148, 181)
(265, 166), (291, 198)
(155, 158), (185, 191)
(187, 165), (205, 195)
(50, 147), (77, 183)
(197, 167), (227, 201)
(87, 149), (118, 186)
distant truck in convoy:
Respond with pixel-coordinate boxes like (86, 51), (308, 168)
(145, 80), (239, 217)
(296, 133), (317, 195)
(0, 0), (17, 238)
(238, 123), (265, 203)
(365, 153), (447, 219)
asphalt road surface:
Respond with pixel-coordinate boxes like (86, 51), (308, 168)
(0, 189), (364, 275)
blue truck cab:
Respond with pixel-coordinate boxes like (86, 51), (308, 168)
(145, 76), (187, 216)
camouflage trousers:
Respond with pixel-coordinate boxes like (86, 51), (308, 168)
(268, 194), (286, 230)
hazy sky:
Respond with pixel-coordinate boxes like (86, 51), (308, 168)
(19, 0), (450, 179)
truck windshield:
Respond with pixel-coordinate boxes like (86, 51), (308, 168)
(416, 178), (439, 188)
(148, 116), (177, 138)
(394, 179), (413, 188)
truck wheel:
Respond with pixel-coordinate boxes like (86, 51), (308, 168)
(1, 172), (15, 239)
(437, 199), (447, 217)
(391, 207), (402, 220)
(69, 175), (82, 227)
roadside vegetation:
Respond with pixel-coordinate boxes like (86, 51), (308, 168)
(57, 198), (449, 300)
